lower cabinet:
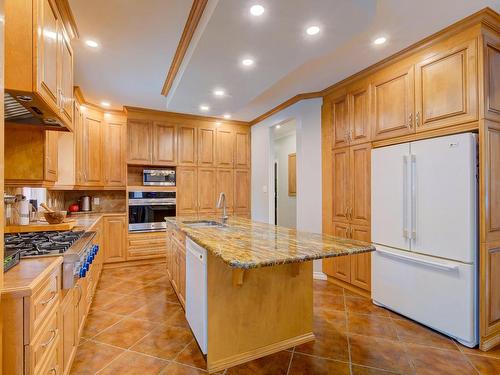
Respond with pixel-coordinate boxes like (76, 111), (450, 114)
(128, 231), (167, 260)
(166, 227), (186, 308)
(323, 222), (371, 292)
(103, 215), (127, 263)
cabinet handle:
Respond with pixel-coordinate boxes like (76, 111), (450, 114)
(349, 129), (353, 142)
(75, 284), (82, 306)
(348, 207), (353, 220)
(344, 207), (349, 219)
(41, 329), (57, 348)
(40, 291), (57, 306)
(416, 112), (420, 127)
(408, 113), (413, 129)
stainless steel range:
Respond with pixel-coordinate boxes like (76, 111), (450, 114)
(4, 230), (99, 289)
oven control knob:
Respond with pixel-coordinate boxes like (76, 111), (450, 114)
(79, 267), (86, 277)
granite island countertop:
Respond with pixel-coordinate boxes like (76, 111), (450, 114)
(166, 216), (375, 269)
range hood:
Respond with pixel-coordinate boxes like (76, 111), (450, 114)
(4, 92), (66, 128)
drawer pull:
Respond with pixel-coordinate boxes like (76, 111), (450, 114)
(40, 291), (57, 306)
(41, 329), (57, 348)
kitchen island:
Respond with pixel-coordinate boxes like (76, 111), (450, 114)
(165, 217), (374, 373)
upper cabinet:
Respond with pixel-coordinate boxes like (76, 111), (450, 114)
(127, 120), (152, 165)
(198, 125), (216, 166)
(415, 38), (477, 131)
(80, 108), (104, 186)
(127, 120), (177, 166)
(5, 0), (74, 130)
(178, 125), (197, 166)
(483, 35), (500, 122)
(104, 117), (127, 187)
(234, 127), (251, 168)
(330, 89), (349, 148)
(153, 122), (177, 165)
(216, 127), (235, 167)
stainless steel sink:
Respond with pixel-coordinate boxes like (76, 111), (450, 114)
(182, 220), (225, 228)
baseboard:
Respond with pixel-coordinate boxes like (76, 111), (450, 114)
(313, 271), (327, 280)
(327, 276), (371, 299)
(480, 332), (500, 351)
(207, 332), (315, 373)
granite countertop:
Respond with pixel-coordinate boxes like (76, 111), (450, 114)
(166, 216), (375, 269)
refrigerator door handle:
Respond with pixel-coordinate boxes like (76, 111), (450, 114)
(411, 154), (417, 240)
(376, 248), (459, 272)
(403, 155), (409, 239)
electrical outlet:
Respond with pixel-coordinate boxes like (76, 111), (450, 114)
(93, 197), (100, 206)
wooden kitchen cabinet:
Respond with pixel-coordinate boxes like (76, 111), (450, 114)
(177, 167), (198, 215)
(104, 116), (127, 187)
(62, 289), (76, 374)
(234, 126), (251, 168)
(331, 147), (350, 223)
(198, 167), (217, 213)
(127, 119), (152, 164)
(45, 130), (59, 182)
(415, 38), (477, 131)
(330, 89), (349, 149)
(349, 143), (371, 227)
(372, 64), (415, 140)
(216, 168), (234, 213)
(103, 215), (127, 263)
(167, 228), (186, 309)
(234, 169), (251, 213)
(324, 222), (351, 283)
(59, 29), (74, 126)
(348, 80), (371, 145)
(153, 121), (177, 165)
(80, 107), (104, 186)
(178, 124), (197, 166)
(128, 231), (167, 260)
(350, 225), (371, 291)
(198, 125), (216, 166)
(216, 127), (235, 167)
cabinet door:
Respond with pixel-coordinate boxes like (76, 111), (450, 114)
(127, 120), (152, 164)
(36, 0), (59, 111)
(484, 36), (500, 122)
(234, 127), (250, 168)
(198, 167), (217, 213)
(349, 83), (371, 144)
(171, 240), (180, 294)
(153, 122), (177, 165)
(198, 126), (216, 166)
(415, 39), (477, 131)
(331, 147), (350, 223)
(350, 225), (371, 291)
(81, 109), (103, 185)
(177, 167), (198, 215)
(59, 30), (73, 128)
(372, 65), (415, 140)
(216, 168), (234, 213)
(331, 92), (349, 148)
(75, 277), (88, 337)
(178, 246), (186, 308)
(103, 216), (127, 263)
(104, 119), (126, 187)
(234, 169), (250, 213)
(178, 125), (197, 166)
(45, 131), (58, 182)
(322, 222), (351, 282)
(216, 127), (234, 167)
(61, 290), (76, 374)
(349, 143), (371, 227)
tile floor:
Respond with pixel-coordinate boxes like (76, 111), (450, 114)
(70, 264), (500, 375)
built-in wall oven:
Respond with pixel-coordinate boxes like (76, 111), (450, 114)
(128, 191), (176, 232)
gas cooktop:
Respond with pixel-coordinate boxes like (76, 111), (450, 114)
(4, 230), (86, 257)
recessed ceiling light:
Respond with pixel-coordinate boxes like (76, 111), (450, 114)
(223, 113), (231, 119)
(276, 124), (281, 129)
(213, 89), (225, 97)
(101, 101), (110, 107)
(215, 121), (222, 126)
(200, 105), (210, 111)
(373, 36), (387, 45)
(250, 4), (265, 16)
(306, 26), (320, 36)
(241, 58), (254, 67)
(85, 40), (99, 48)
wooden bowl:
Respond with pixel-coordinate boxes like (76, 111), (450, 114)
(43, 210), (67, 224)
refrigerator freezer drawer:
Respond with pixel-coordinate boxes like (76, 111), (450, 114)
(372, 246), (477, 347)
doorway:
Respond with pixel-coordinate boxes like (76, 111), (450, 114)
(271, 119), (297, 229)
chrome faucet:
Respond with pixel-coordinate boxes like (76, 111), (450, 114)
(217, 192), (228, 224)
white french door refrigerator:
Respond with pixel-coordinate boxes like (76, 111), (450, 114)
(371, 132), (478, 347)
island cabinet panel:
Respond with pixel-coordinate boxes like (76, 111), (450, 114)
(177, 167), (198, 215)
(415, 38), (477, 132)
(103, 215), (127, 263)
(206, 255), (314, 373)
(216, 127), (235, 167)
(198, 167), (217, 213)
(127, 231), (166, 260)
(198, 125), (216, 166)
(372, 64), (415, 140)
(484, 36), (500, 122)
(127, 119), (152, 164)
(152, 121), (177, 165)
(234, 169), (250, 213)
(216, 168), (234, 213)
(178, 125), (197, 166)
(104, 118), (127, 186)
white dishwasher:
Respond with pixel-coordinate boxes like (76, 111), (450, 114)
(185, 238), (208, 354)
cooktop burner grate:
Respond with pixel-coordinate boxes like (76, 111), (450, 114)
(4, 231), (86, 257)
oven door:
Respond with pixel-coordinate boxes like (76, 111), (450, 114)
(128, 204), (176, 232)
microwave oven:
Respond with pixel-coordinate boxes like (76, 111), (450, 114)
(143, 169), (176, 186)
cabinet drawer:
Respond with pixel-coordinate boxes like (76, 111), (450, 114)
(39, 331), (62, 375)
(171, 229), (186, 246)
(32, 269), (60, 335)
(27, 307), (60, 375)
(128, 234), (166, 249)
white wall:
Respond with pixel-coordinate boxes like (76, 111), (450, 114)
(251, 98), (324, 276)
(273, 128), (296, 228)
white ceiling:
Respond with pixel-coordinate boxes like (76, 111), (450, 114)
(70, 0), (500, 121)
